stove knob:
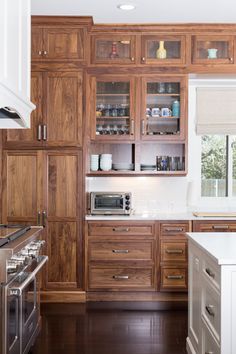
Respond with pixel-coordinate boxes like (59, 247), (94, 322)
(125, 206), (130, 210)
(126, 200), (130, 205)
(125, 195), (130, 200)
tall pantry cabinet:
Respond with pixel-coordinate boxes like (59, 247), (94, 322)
(1, 17), (92, 301)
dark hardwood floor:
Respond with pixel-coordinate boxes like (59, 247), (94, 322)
(31, 304), (188, 354)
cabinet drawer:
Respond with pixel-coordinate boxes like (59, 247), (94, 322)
(88, 240), (154, 262)
(160, 266), (187, 290)
(88, 223), (155, 237)
(202, 278), (220, 342)
(193, 221), (236, 232)
(88, 267), (154, 290)
(202, 319), (220, 354)
(160, 240), (187, 262)
(160, 222), (189, 237)
(202, 256), (221, 292)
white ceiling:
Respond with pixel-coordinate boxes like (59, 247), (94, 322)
(31, 0), (236, 24)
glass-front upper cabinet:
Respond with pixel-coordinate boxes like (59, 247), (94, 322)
(90, 76), (135, 141)
(140, 76), (187, 141)
(91, 35), (136, 64)
(192, 35), (234, 64)
(141, 35), (186, 65)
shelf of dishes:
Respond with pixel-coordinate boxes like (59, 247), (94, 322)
(90, 154), (185, 172)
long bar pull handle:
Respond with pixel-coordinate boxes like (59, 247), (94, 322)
(130, 119), (134, 135)
(37, 125), (42, 141)
(113, 275), (129, 280)
(37, 211), (41, 226)
(112, 249), (129, 254)
(166, 275), (183, 280)
(43, 125), (47, 141)
(112, 228), (130, 232)
(141, 119), (146, 135)
(205, 352), (214, 354)
(166, 249), (184, 254)
(164, 227), (184, 232)
(205, 305), (215, 317)
(212, 225), (229, 230)
(205, 268), (215, 279)
(42, 210), (47, 227)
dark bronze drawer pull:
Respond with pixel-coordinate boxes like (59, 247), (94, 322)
(164, 227), (184, 232)
(112, 228), (130, 232)
(166, 275), (183, 280)
(112, 249), (129, 254)
(205, 268), (215, 279)
(212, 225), (229, 230)
(166, 249), (184, 254)
(113, 275), (129, 280)
(205, 305), (215, 317)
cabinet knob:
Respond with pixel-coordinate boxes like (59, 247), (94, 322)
(42, 210), (47, 227)
(43, 50), (47, 56)
(142, 57), (145, 62)
(37, 124), (42, 141)
(131, 57), (135, 62)
(43, 125), (47, 141)
(38, 51), (42, 56)
(229, 57), (233, 62)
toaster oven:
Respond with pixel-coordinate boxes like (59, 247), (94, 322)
(90, 192), (132, 215)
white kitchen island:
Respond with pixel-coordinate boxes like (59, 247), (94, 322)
(187, 232), (236, 354)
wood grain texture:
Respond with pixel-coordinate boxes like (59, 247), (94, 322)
(40, 291), (86, 303)
(45, 72), (83, 146)
(160, 266), (188, 291)
(31, 26), (43, 60)
(88, 222), (155, 237)
(192, 220), (236, 232)
(160, 240), (187, 262)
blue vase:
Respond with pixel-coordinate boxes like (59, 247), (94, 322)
(172, 100), (180, 118)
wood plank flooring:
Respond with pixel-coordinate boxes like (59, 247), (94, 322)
(31, 304), (188, 354)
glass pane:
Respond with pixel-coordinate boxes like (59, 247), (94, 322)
(146, 82), (180, 136)
(232, 136), (236, 196)
(196, 41), (229, 59)
(147, 40), (181, 59)
(201, 135), (226, 197)
(96, 82), (130, 136)
(96, 40), (130, 59)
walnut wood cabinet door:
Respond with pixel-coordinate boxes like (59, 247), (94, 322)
(1, 150), (43, 225)
(44, 72), (83, 147)
(4, 72), (44, 148)
(43, 150), (82, 290)
(31, 26), (86, 62)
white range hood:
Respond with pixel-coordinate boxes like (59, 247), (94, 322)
(0, 0), (35, 129)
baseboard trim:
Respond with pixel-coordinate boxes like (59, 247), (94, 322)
(40, 291), (86, 303)
(86, 291), (188, 302)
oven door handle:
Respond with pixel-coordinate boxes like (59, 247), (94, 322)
(8, 256), (48, 296)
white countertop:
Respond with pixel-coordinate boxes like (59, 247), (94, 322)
(85, 212), (236, 221)
(187, 232), (236, 265)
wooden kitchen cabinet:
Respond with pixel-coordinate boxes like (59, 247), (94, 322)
(86, 221), (157, 291)
(141, 35), (186, 65)
(32, 25), (86, 62)
(2, 150), (83, 290)
(193, 220), (236, 232)
(90, 34), (137, 65)
(192, 35), (234, 65)
(4, 71), (83, 148)
(159, 221), (190, 291)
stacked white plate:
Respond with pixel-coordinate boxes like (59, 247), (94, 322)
(112, 163), (134, 171)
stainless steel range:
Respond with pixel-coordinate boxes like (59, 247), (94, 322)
(0, 225), (48, 354)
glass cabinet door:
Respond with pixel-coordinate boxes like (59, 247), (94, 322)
(91, 35), (136, 64)
(141, 35), (186, 65)
(91, 77), (135, 140)
(192, 36), (234, 64)
(141, 77), (186, 140)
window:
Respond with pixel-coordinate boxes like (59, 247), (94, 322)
(201, 135), (236, 197)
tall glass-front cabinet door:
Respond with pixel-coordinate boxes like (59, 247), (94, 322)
(90, 76), (135, 141)
(140, 76), (187, 141)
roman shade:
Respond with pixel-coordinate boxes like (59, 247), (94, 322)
(196, 87), (236, 135)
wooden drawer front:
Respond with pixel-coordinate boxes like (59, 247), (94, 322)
(202, 319), (220, 354)
(89, 240), (154, 262)
(193, 221), (236, 232)
(88, 267), (154, 290)
(161, 266), (187, 290)
(160, 222), (189, 237)
(202, 279), (220, 342)
(88, 223), (155, 237)
(161, 241), (187, 262)
(202, 256), (221, 292)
